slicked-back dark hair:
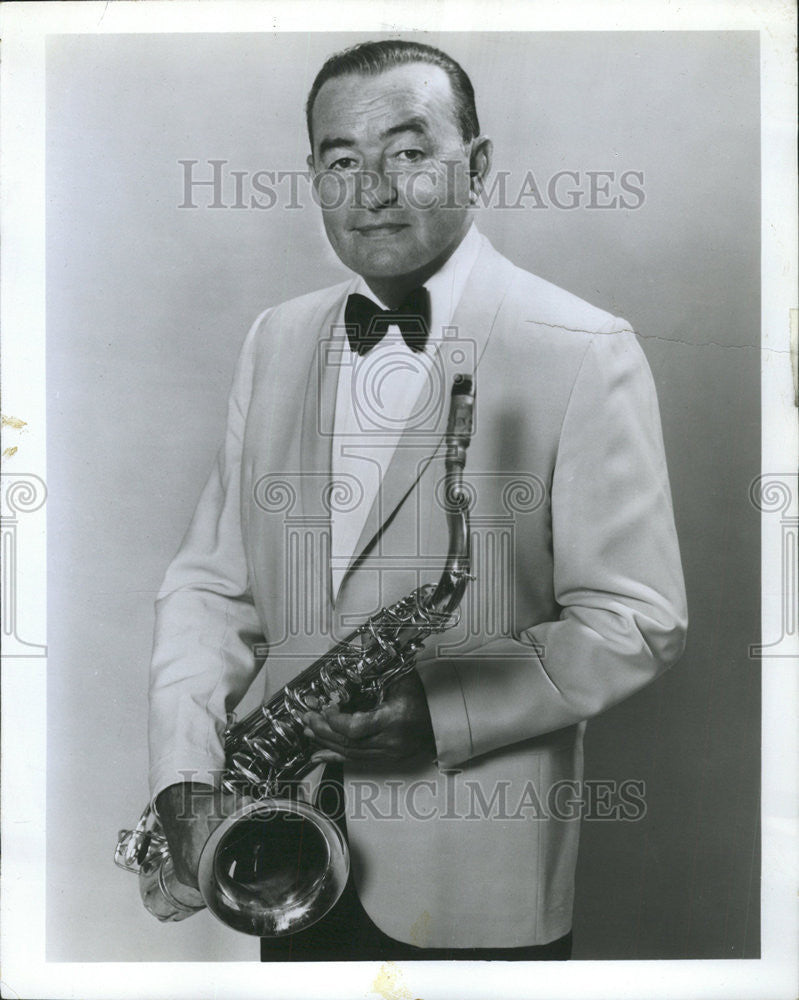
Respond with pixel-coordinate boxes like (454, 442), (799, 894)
(306, 40), (480, 149)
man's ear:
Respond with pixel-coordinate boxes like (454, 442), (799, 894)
(306, 152), (316, 175)
(469, 136), (493, 195)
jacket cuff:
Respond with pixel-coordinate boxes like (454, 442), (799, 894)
(149, 754), (226, 811)
(415, 659), (473, 770)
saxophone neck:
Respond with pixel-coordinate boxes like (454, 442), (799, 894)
(429, 374), (475, 614)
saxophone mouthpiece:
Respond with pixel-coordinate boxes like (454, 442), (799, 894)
(446, 374), (475, 470)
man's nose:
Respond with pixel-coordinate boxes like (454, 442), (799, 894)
(355, 161), (398, 211)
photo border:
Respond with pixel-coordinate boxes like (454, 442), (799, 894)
(1, 2), (796, 998)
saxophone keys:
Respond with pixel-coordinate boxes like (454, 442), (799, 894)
(269, 714), (299, 749)
(135, 831), (152, 866)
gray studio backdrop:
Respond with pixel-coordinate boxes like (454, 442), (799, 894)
(46, 31), (760, 961)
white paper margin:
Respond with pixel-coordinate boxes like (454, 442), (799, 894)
(1, 2), (796, 998)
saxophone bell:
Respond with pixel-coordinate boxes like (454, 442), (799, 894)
(197, 798), (349, 937)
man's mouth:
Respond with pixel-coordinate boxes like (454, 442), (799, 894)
(352, 223), (409, 237)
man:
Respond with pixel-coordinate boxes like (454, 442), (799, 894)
(148, 39), (687, 961)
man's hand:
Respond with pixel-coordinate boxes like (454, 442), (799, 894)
(155, 782), (243, 889)
(302, 670), (436, 765)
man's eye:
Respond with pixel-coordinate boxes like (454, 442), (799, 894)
(329, 157), (358, 171)
(393, 149), (425, 163)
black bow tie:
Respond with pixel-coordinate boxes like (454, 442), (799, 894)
(344, 288), (431, 356)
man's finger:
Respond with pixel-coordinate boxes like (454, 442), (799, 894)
(303, 714), (354, 751)
(302, 707), (385, 744)
(321, 703), (387, 740)
(310, 750), (346, 765)
(311, 743), (393, 761)
(303, 716), (394, 759)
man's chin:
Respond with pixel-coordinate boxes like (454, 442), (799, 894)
(347, 252), (427, 281)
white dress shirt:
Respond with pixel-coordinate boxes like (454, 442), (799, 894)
(330, 223), (483, 598)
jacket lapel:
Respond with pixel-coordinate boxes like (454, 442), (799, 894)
(335, 239), (517, 601)
(298, 291), (350, 609)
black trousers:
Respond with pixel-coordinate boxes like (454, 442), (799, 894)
(261, 765), (572, 963)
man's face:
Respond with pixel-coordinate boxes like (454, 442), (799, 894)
(309, 63), (475, 282)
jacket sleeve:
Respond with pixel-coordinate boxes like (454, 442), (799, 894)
(148, 311), (270, 802)
(416, 328), (688, 769)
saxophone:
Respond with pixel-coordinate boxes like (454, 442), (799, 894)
(115, 374), (475, 937)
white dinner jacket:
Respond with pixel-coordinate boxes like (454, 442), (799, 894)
(149, 237), (687, 947)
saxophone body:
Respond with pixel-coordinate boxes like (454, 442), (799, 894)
(115, 374), (475, 937)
